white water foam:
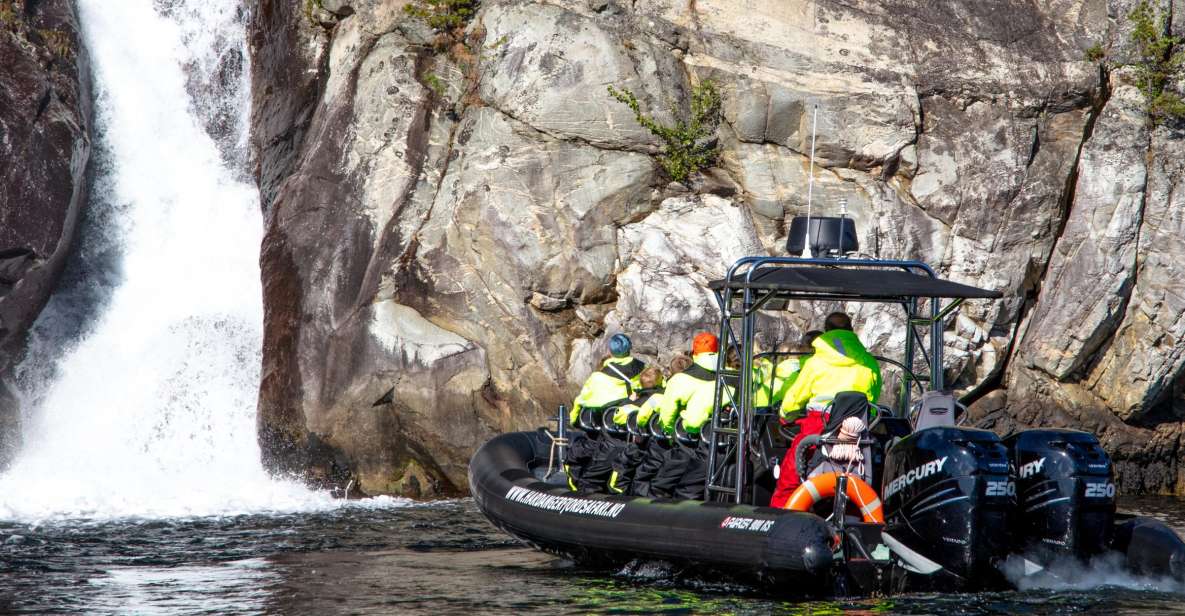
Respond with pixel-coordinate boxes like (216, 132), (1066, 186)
(0, 0), (398, 521)
(1001, 552), (1185, 594)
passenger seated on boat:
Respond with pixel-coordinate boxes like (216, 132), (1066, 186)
(649, 340), (739, 500)
(569, 333), (646, 428)
(606, 366), (666, 494)
(626, 354), (693, 497)
(764, 335), (817, 408)
(633, 335), (724, 498)
(656, 333), (722, 435)
(779, 313), (881, 419)
(770, 314), (881, 507)
(565, 334), (646, 492)
(610, 366), (666, 428)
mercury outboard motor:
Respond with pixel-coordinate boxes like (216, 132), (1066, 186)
(882, 427), (1012, 590)
(1004, 429), (1115, 563)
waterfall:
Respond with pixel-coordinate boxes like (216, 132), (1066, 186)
(0, 0), (348, 519)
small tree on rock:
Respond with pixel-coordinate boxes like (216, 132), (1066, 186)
(1129, 0), (1185, 124)
(608, 80), (722, 184)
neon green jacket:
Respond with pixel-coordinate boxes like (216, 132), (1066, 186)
(570, 356), (645, 424)
(657, 352), (731, 434)
(753, 355), (809, 408)
(611, 387), (664, 426)
(753, 357), (776, 408)
(779, 330), (880, 419)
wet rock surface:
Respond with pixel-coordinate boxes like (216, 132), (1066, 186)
(249, 0), (1185, 495)
(0, 0), (91, 463)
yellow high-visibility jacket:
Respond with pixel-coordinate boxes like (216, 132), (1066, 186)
(657, 352), (733, 434)
(570, 356), (646, 424)
(771, 355), (807, 404)
(779, 330), (881, 420)
(753, 357), (776, 409)
(753, 355), (809, 408)
(611, 386), (664, 426)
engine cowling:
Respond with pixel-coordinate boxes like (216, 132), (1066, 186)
(882, 426), (1013, 590)
(1004, 429), (1115, 563)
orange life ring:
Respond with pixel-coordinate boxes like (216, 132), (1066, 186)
(783, 472), (884, 524)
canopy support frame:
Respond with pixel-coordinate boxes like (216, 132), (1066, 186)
(702, 257), (989, 505)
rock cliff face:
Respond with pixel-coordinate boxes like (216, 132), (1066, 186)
(249, 0), (1185, 496)
(0, 0), (90, 463)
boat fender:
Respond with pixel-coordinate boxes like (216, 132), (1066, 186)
(784, 472), (885, 524)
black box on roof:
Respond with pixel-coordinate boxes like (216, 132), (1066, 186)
(787, 216), (858, 257)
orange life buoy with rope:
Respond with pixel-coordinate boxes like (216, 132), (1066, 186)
(783, 472), (884, 524)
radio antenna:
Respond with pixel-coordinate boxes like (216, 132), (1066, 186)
(838, 196), (848, 257)
(804, 104), (819, 258)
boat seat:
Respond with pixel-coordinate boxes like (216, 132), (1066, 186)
(910, 390), (963, 431)
(601, 408), (628, 438)
(626, 410), (648, 438)
(673, 418), (700, 446)
(577, 407), (603, 432)
(646, 414), (671, 444)
(797, 392), (875, 484)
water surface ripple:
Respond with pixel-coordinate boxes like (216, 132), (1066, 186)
(1, 498), (1184, 614)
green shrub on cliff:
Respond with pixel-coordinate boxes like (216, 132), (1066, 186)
(403, 0), (479, 33)
(38, 28), (72, 59)
(607, 80), (722, 183)
(0, 3), (14, 27)
(1129, 0), (1185, 123)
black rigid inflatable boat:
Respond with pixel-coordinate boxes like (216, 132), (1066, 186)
(470, 430), (835, 590)
(472, 425), (1185, 594)
(471, 218), (1185, 595)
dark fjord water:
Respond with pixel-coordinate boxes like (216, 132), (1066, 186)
(1, 497), (1183, 615)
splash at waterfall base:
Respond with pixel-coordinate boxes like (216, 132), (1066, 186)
(471, 227), (1185, 596)
(0, 0), (365, 520)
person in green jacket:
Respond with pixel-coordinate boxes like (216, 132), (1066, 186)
(769, 331), (821, 404)
(752, 343), (777, 409)
(657, 332), (730, 434)
(752, 332), (821, 408)
(779, 314), (881, 421)
(570, 333), (646, 427)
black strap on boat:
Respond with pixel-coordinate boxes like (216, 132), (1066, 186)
(601, 358), (644, 397)
(634, 387), (663, 404)
(601, 358), (644, 380)
(683, 363), (714, 382)
(683, 364), (739, 389)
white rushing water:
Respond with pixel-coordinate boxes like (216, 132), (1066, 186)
(0, 0), (391, 520)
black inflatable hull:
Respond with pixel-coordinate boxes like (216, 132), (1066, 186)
(470, 430), (1185, 595)
(1113, 514), (1185, 580)
(469, 431), (835, 590)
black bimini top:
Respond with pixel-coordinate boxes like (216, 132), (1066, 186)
(707, 266), (1002, 302)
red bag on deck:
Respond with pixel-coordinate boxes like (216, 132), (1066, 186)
(769, 409), (826, 508)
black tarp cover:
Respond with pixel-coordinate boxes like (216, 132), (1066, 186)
(707, 267), (1002, 300)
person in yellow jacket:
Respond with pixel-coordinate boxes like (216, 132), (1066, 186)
(779, 314), (881, 420)
(570, 333), (646, 427)
(752, 332), (820, 408)
(605, 366), (665, 494)
(769, 331), (821, 404)
(657, 332), (731, 434)
(610, 367), (665, 426)
(752, 345), (777, 409)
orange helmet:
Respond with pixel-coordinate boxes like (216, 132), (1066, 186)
(692, 332), (719, 355)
